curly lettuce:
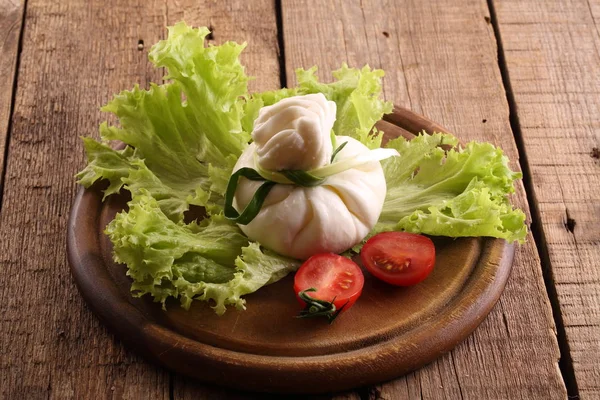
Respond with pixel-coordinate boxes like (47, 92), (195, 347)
(77, 23), (249, 219)
(373, 133), (527, 243)
(296, 64), (393, 148)
(107, 194), (298, 314)
(77, 22), (525, 315)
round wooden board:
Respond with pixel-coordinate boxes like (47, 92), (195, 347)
(67, 107), (515, 394)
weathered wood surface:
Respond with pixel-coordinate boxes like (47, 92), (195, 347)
(281, 0), (566, 398)
(0, 0), (24, 194)
(494, 0), (600, 398)
(0, 1), (170, 398)
(0, 0), (279, 399)
(4, 0), (598, 398)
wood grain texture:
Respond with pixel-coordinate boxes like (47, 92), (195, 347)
(172, 377), (340, 400)
(0, 1), (170, 398)
(281, 0), (567, 398)
(0, 0), (24, 193)
(494, 0), (600, 398)
(0, 0), (280, 399)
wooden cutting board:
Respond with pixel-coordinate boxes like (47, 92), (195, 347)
(67, 106), (515, 394)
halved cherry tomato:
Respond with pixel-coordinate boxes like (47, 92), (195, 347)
(360, 232), (435, 286)
(293, 253), (364, 322)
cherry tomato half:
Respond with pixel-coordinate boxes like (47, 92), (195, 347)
(293, 253), (364, 322)
(360, 232), (435, 286)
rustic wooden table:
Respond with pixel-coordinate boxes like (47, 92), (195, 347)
(1, 0), (598, 399)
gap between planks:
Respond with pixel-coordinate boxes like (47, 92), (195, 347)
(486, 0), (579, 398)
(0, 0), (28, 212)
(275, 0), (288, 88)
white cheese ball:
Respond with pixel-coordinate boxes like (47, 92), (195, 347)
(252, 93), (336, 171)
(233, 136), (387, 260)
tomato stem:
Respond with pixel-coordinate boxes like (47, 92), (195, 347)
(296, 288), (349, 324)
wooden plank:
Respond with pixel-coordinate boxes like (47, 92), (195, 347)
(0, 0), (282, 399)
(0, 0), (172, 398)
(172, 379), (336, 400)
(0, 0), (24, 195)
(281, 0), (567, 399)
(494, 0), (600, 398)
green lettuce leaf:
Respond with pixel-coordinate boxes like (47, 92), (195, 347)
(296, 64), (393, 148)
(78, 22), (252, 219)
(76, 138), (136, 200)
(76, 138), (213, 221)
(106, 193), (298, 314)
(372, 133), (527, 243)
(123, 160), (211, 220)
(149, 22), (251, 159)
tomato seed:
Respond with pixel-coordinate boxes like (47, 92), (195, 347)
(373, 256), (412, 273)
